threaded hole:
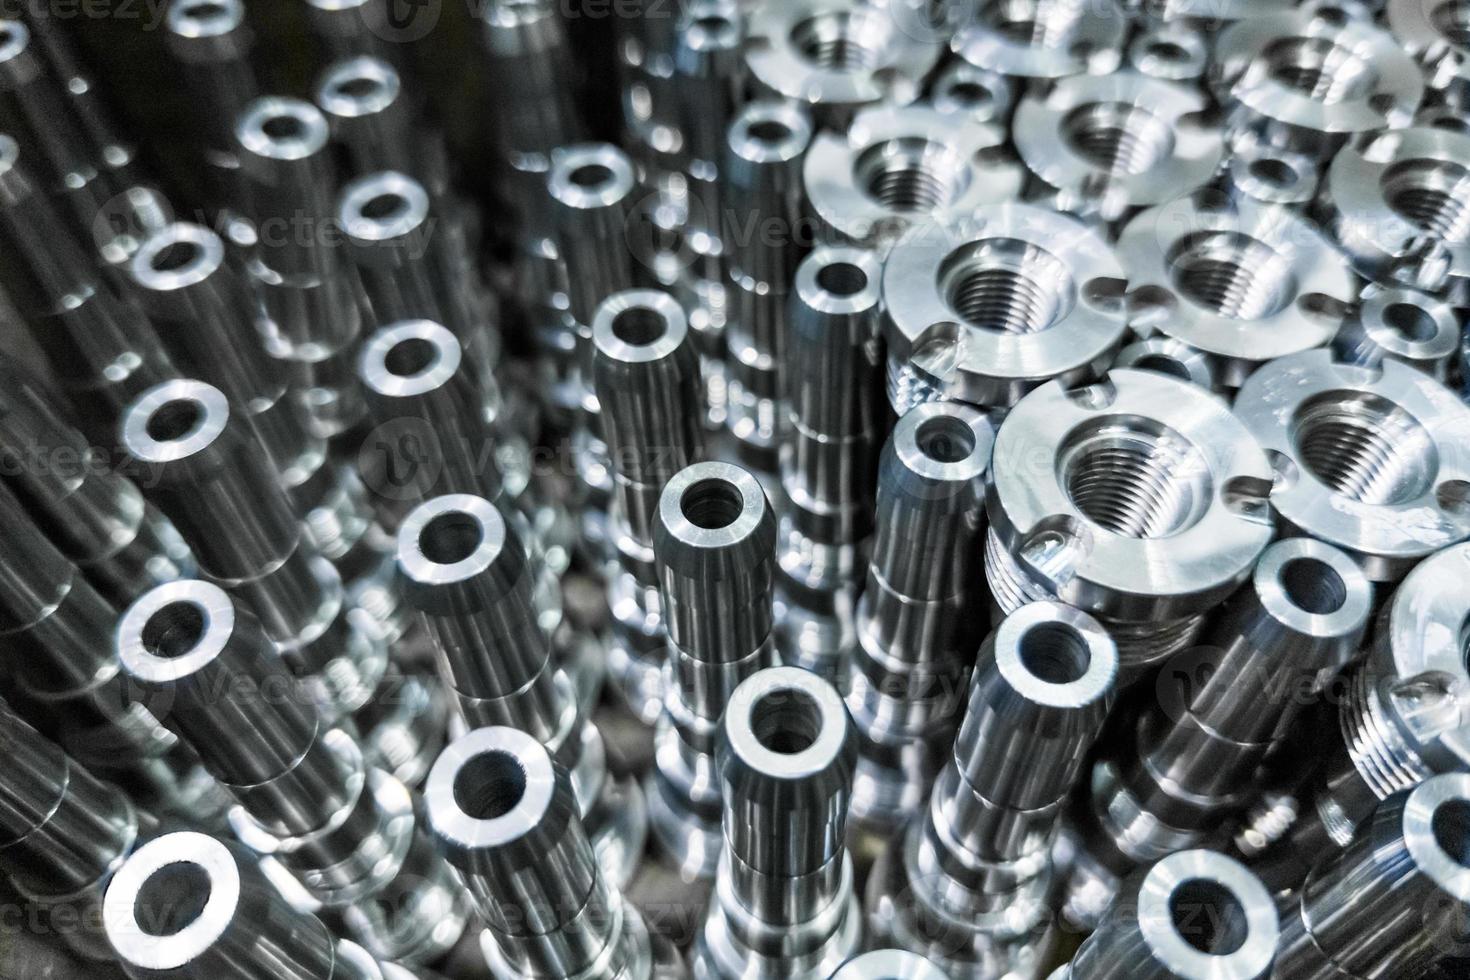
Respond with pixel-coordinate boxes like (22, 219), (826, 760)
(854, 138), (970, 213)
(611, 306), (667, 345)
(939, 238), (1074, 333)
(751, 688), (821, 754)
(1168, 878), (1248, 955)
(569, 163), (613, 188)
(816, 262), (868, 296)
(680, 478), (744, 529)
(1061, 418), (1211, 538)
(420, 512), (484, 564)
(137, 862), (212, 937)
(385, 337), (438, 376)
(142, 602), (207, 660)
(360, 192), (408, 221)
(916, 415), (976, 463)
(1381, 159), (1470, 244)
(1166, 231), (1294, 320)
(1291, 391), (1438, 505)
(1279, 557), (1347, 614)
(453, 749), (527, 820)
(150, 240), (202, 272)
(790, 12), (888, 71)
(983, 0), (1083, 47)
(1433, 798), (1470, 866)
(1018, 623), (1091, 683)
(1061, 102), (1175, 177)
(1263, 36), (1377, 104)
(1433, 0), (1470, 45)
(146, 399), (204, 442)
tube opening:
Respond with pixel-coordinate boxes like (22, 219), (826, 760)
(916, 414), (977, 463)
(569, 163), (614, 189)
(385, 337), (438, 377)
(420, 512), (484, 565)
(1382, 302), (1440, 342)
(816, 261), (869, 296)
(136, 862), (213, 937)
(611, 306), (668, 345)
(453, 749), (528, 821)
(142, 602), (207, 660)
(1168, 877), (1249, 955)
(151, 240), (203, 273)
(1018, 622), (1092, 683)
(680, 478), (745, 529)
(751, 688), (822, 754)
(1278, 557), (1348, 614)
(1433, 797), (1470, 867)
(360, 191), (409, 222)
(145, 399), (205, 442)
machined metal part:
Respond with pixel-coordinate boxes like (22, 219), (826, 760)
(1272, 772), (1470, 978)
(1051, 850), (1278, 980)
(952, 0), (1126, 85)
(1216, 136), (1321, 209)
(1233, 349), (1470, 581)
(806, 105), (1020, 249)
(882, 203), (1129, 413)
(116, 580), (468, 964)
(1064, 538), (1372, 925)
(775, 247), (886, 682)
(1014, 71), (1223, 229)
(869, 601), (1117, 978)
(1112, 337), (1218, 391)
(162, 0), (259, 198)
(104, 830), (411, 980)
(316, 57), (447, 198)
(1116, 192), (1354, 388)
(1213, 10), (1423, 159)
(744, 0), (943, 131)
(396, 493), (645, 887)
(1239, 542), (1470, 886)
(1389, 0), (1470, 111)
(1126, 26), (1208, 85)
(592, 289), (706, 725)
(1317, 125), (1470, 302)
(694, 666), (860, 980)
(0, 700), (149, 962)
(647, 462), (777, 881)
(927, 61), (1016, 125)
(830, 951), (950, 980)
(1333, 284), (1462, 379)
(986, 369), (1275, 674)
(845, 401), (993, 834)
(424, 726), (685, 980)
(303, 0), (396, 63)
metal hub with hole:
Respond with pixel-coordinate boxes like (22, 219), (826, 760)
(952, 0), (1128, 83)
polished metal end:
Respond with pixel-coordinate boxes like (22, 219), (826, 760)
(831, 950), (950, 980)
(338, 170), (432, 262)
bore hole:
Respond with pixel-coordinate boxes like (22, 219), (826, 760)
(939, 238), (1074, 333)
(1061, 418), (1212, 538)
(984, 0), (1084, 47)
(1433, 798), (1470, 866)
(569, 163), (613, 188)
(1278, 557), (1348, 614)
(453, 750), (527, 820)
(384, 337), (437, 376)
(1248, 158), (1298, 187)
(335, 75), (383, 100)
(1018, 622), (1091, 683)
(750, 687), (821, 754)
(855, 137), (971, 213)
(260, 113), (305, 142)
(419, 512), (484, 564)
(947, 80), (993, 107)
(359, 192), (408, 222)
(680, 478), (744, 530)
(141, 602), (207, 660)
(1166, 231), (1294, 320)
(1291, 391), (1438, 505)
(146, 399), (204, 442)
(136, 862), (212, 937)
(1062, 102), (1175, 177)
(182, 1), (228, 21)
(816, 262), (868, 296)
(611, 306), (667, 345)
(1149, 40), (1190, 62)
(915, 415), (976, 463)
(790, 12), (888, 72)
(1382, 302), (1439, 342)
(1135, 354), (1192, 381)
(150, 240), (202, 273)
(1263, 36), (1378, 104)
(1168, 878), (1249, 955)
(747, 119), (793, 144)
(1380, 159), (1470, 244)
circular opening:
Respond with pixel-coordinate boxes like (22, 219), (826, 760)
(1061, 417), (1213, 539)
(141, 602), (207, 660)
(983, 0), (1084, 46)
(419, 512), (484, 565)
(0, 27), (14, 48)
(1432, 797), (1470, 867)
(359, 192), (408, 222)
(145, 399), (204, 442)
(1263, 36), (1378, 104)
(182, 1), (227, 21)
(259, 113), (305, 142)
(1135, 353), (1193, 381)
(816, 261), (868, 296)
(334, 75), (383, 100)
(611, 306), (668, 345)
(136, 862), (213, 937)
(452, 750), (527, 820)
(1061, 102), (1175, 177)
(915, 415), (977, 463)
(150, 240), (202, 273)
(1148, 40), (1190, 62)
(1382, 302), (1439, 343)
(1248, 157), (1298, 187)
(854, 137), (970, 214)
(750, 687), (822, 754)
(680, 478), (744, 530)
(747, 119), (794, 144)
(790, 12), (887, 72)
(384, 337), (437, 377)
(947, 80), (993, 107)
(1168, 878), (1249, 955)
(569, 163), (613, 188)
(1278, 557), (1348, 614)
(1018, 622), (1092, 683)
(939, 238), (1074, 333)
(1380, 159), (1470, 244)
(1166, 230), (1294, 320)
(1290, 391), (1438, 505)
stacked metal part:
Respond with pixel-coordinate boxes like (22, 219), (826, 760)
(424, 726), (683, 979)
(869, 601), (1117, 977)
(774, 246), (883, 682)
(1063, 538), (1373, 927)
(0, 699), (150, 963)
(591, 289), (706, 724)
(103, 830), (420, 980)
(844, 401), (993, 833)
(1271, 772), (1470, 978)
(647, 461), (777, 880)
(118, 379), (440, 783)
(695, 666), (860, 979)
(395, 492), (646, 887)
(116, 579), (467, 965)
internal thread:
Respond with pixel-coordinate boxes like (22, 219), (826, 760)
(1291, 393), (1436, 505)
(870, 164), (952, 211)
(1063, 436), (1205, 538)
(940, 239), (1072, 333)
(887, 356), (943, 415)
(1340, 666), (1434, 801)
(984, 0), (1083, 48)
(855, 138), (971, 214)
(1167, 231), (1293, 320)
(1263, 36), (1378, 104)
(1381, 159), (1470, 243)
(1062, 103), (1174, 177)
(791, 12), (885, 71)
